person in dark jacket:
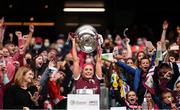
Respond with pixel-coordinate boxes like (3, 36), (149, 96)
(3, 66), (40, 109)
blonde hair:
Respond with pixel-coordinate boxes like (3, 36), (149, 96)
(14, 66), (32, 86)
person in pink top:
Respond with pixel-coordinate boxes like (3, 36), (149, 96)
(0, 17), (34, 109)
(3, 25), (33, 81)
(70, 34), (102, 94)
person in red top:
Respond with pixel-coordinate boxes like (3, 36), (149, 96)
(47, 69), (66, 106)
(70, 34), (102, 94)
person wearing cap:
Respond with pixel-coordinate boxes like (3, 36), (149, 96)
(34, 37), (43, 50)
(30, 37), (46, 57)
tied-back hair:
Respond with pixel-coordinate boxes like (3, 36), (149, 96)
(14, 66), (33, 87)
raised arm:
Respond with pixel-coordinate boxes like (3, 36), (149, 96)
(125, 38), (132, 58)
(95, 46), (102, 79)
(177, 26), (180, 38)
(40, 60), (56, 87)
(115, 60), (136, 75)
(13, 25), (34, 61)
(71, 34), (80, 79)
(160, 20), (168, 51)
(24, 25), (34, 49)
(0, 17), (5, 49)
(11, 31), (24, 61)
(176, 26), (180, 54)
(15, 31), (23, 48)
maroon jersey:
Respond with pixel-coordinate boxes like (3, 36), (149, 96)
(74, 75), (101, 94)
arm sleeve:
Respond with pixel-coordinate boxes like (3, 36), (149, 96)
(48, 80), (64, 100)
(150, 51), (157, 67)
(62, 64), (73, 91)
(39, 67), (51, 87)
(12, 50), (21, 61)
(116, 61), (136, 76)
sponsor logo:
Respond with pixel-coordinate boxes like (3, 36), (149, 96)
(69, 100), (87, 105)
(89, 100), (98, 106)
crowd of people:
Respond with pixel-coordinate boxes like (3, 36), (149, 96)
(0, 17), (180, 110)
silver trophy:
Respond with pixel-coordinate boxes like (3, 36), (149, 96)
(75, 24), (100, 53)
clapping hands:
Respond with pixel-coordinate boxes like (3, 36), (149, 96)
(28, 91), (40, 106)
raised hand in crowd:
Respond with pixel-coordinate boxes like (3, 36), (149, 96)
(9, 33), (13, 42)
(24, 25), (34, 48)
(161, 20), (169, 51)
(176, 26), (180, 50)
(0, 17), (5, 48)
(15, 31), (23, 39)
(162, 20), (169, 30)
(124, 37), (132, 58)
(29, 24), (34, 33)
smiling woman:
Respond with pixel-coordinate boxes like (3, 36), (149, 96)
(3, 66), (40, 109)
(70, 32), (103, 94)
(14, 67), (34, 87)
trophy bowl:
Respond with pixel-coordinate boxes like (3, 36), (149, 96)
(75, 25), (98, 53)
